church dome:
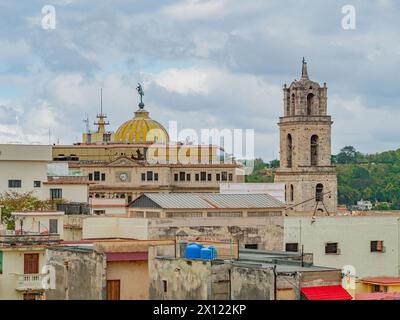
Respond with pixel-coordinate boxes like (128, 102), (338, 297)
(114, 109), (169, 144)
(113, 83), (169, 144)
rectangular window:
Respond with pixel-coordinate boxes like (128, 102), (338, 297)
(216, 173), (221, 181)
(371, 240), (384, 253)
(49, 219), (58, 234)
(141, 173), (146, 181)
(285, 243), (299, 252)
(163, 280), (168, 293)
(372, 285), (380, 293)
(207, 174), (212, 181)
(222, 172), (228, 182)
(101, 173), (106, 181)
(195, 174), (199, 181)
(154, 173), (159, 181)
(174, 173), (179, 182)
(94, 171), (100, 181)
(245, 244), (258, 250)
(8, 180), (21, 188)
(50, 188), (62, 200)
(147, 171), (153, 181)
(325, 242), (339, 254)
(186, 173), (191, 181)
(89, 173), (93, 181)
(228, 173), (233, 182)
(33, 181), (41, 188)
(179, 172), (186, 181)
(200, 172), (207, 181)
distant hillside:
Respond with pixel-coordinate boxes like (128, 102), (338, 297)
(246, 146), (400, 210)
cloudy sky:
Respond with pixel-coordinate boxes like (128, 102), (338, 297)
(0, 0), (399, 160)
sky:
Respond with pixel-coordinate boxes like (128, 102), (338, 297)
(0, 0), (399, 161)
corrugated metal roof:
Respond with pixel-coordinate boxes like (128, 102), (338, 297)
(135, 193), (284, 209)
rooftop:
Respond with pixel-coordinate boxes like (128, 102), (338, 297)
(361, 277), (400, 285)
(234, 249), (338, 273)
(129, 193), (285, 210)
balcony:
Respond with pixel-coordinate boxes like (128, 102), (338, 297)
(15, 274), (46, 291)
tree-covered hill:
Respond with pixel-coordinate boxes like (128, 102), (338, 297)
(245, 146), (400, 210)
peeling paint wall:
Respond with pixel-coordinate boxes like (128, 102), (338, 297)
(149, 258), (212, 300)
(231, 266), (274, 300)
(46, 249), (106, 300)
(148, 217), (284, 251)
(149, 258), (231, 300)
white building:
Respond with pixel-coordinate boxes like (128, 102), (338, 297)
(12, 211), (64, 240)
(284, 215), (400, 278)
(0, 144), (52, 200)
(0, 144), (91, 203)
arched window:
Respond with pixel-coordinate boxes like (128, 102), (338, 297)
(290, 184), (294, 202)
(311, 135), (318, 166)
(307, 93), (314, 115)
(316, 184), (324, 201)
(291, 93), (295, 115)
(287, 134), (293, 168)
(284, 185), (287, 202)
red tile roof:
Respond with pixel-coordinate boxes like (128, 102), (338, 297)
(356, 292), (400, 300)
(301, 285), (352, 300)
(362, 277), (400, 285)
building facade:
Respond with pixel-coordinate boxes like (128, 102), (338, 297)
(275, 59), (337, 214)
(52, 85), (244, 201)
(284, 215), (400, 278)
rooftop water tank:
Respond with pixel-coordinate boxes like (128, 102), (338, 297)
(208, 246), (218, 260)
(200, 247), (213, 260)
(185, 242), (201, 259)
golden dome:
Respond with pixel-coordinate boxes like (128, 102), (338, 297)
(113, 109), (169, 144)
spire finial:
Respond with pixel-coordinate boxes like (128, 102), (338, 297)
(136, 83), (145, 109)
(301, 57), (309, 80)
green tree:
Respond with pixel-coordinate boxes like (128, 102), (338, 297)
(0, 191), (53, 229)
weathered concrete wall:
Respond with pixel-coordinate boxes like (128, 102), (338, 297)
(149, 258), (212, 300)
(230, 266), (274, 300)
(46, 248), (106, 300)
(148, 217), (284, 251)
(301, 270), (342, 288)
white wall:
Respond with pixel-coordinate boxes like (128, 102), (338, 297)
(82, 217), (149, 240)
(0, 161), (48, 200)
(284, 216), (400, 278)
(0, 145), (52, 200)
(43, 184), (89, 203)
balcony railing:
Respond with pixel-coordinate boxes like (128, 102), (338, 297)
(15, 274), (46, 291)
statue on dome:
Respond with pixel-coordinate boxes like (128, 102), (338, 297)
(136, 83), (145, 109)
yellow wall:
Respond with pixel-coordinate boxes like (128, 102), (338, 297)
(106, 260), (149, 299)
(0, 248), (46, 300)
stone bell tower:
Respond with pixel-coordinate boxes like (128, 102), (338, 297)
(275, 58), (337, 214)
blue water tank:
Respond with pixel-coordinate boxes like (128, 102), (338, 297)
(186, 242), (201, 259)
(208, 246), (218, 260)
(200, 247), (213, 260)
